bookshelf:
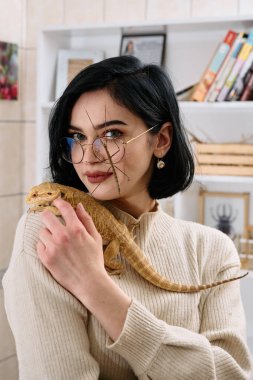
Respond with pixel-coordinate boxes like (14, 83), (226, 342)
(37, 15), (253, 223)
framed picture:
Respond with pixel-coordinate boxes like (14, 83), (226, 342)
(0, 41), (18, 100)
(198, 190), (250, 239)
(239, 225), (253, 269)
(55, 49), (104, 99)
(120, 33), (166, 66)
(239, 225), (253, 253)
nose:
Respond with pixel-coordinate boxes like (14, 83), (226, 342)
(81, 138), (102, 164)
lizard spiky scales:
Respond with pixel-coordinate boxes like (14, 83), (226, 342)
(26, 182), (247, 293)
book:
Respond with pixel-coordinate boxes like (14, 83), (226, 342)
(240, 70), (253, 100)
(217, 30), (253, 101)
(226, 50), (253, 101)
(190, 30), (238, 102)
(205, 32), (247, 102)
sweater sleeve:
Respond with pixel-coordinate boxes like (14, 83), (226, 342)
(107, 248), (252, 379)
(2, 214), (100, 380)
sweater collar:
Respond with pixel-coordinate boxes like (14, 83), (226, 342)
(101, 200), (175, 247)
(102, 200), (161, 230)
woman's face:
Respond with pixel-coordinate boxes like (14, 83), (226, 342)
(69, 89), (157, 202)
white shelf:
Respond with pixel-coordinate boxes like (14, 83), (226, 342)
(41, 14), (253, 33)
(194, 175), (253, 184)
(37, 15), (253, 222)
(180, 101), (253, 112)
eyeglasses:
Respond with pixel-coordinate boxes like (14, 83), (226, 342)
(60, 124), (158, 164)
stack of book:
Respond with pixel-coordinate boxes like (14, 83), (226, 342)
(191, 29), (253, 102)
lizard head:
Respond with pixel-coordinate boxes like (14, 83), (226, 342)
(26, 182), (63, 214)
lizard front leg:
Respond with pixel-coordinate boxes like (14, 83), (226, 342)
(103, 240), (124, 275)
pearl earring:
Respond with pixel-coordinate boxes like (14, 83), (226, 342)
(157, 157), (165, 169)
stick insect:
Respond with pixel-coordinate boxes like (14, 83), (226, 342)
(84, 106), (130, 196)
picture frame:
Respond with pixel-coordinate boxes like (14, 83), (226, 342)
(120, 33), (166, 66)
(198, 190), (250, 239)
(239, 225), (253, 270)
(55, 49), (104, 99)
(0, 41), (18, 100)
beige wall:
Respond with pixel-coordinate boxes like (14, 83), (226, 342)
(0, 0), (252, 378)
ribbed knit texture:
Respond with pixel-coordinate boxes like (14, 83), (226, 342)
(2, 203), (253, 379)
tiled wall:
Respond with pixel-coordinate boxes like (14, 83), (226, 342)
(0, 0), (253, 378)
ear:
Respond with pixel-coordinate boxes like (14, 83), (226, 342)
(153, 122), (173, 158)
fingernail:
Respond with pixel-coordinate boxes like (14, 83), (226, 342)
(77, 202), (84, 211)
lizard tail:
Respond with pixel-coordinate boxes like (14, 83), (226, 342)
(153, 271), (248, 293)
(122, 239), (248, 292)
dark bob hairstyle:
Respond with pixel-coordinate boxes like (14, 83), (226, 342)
(49, 55), (194, 199)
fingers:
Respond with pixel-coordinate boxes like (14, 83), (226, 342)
(39, 226), (52, 243)
(37, 228), (52, 263)
(76, 202), (100, 240)
(41, 198), (100, 241)
(41, 210), (63, 235)
(37, 227), (54, 254)
(36, 240), (46, 258)
(53, 198), (77, 227)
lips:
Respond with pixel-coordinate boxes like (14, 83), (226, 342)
(85, 171), (113, 184)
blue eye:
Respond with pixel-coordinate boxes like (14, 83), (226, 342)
(72, 133), (86, 142)
(104, 129), (122, 139)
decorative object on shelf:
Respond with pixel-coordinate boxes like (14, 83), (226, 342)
(55, 49), (104, 100)
(239, 225), (253, 270)
(194, 142), (253, 176)
(0, 41), (18, 100)
(119, 33), (166, 66)
(198, 190), (250, 241)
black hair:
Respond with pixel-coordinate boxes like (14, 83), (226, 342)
(49, 55), (194, 199)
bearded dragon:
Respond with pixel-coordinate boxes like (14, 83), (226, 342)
(26, 182), (247, 293)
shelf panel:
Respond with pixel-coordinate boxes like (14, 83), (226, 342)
(180, 101), (253, 112)
(195, 175), (253, 184)
(37, 15), (253, 187)
(42, 14), (253, 34)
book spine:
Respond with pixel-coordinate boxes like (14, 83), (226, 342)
(240, 70), (253, 100)
(226, 50), (253, 101)
(190, 30), (238, 102)
(217, 33), (253, 101)
(205, 33), (246, 102)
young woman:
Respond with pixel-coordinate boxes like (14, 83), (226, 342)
(3, 56), (252, 379)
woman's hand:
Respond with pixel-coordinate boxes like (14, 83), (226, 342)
(37, 197), (132, 341)
(37, 198), (107, 300)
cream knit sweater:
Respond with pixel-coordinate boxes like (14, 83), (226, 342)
(2, 203), (253, 380)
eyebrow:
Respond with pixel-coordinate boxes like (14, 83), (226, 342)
(69, 119), (128, 131)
